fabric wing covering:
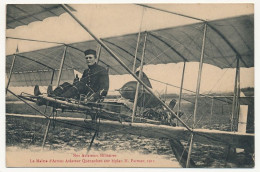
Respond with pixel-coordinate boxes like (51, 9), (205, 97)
(6, 4), (74, 29)
(6, 14), (254, 86)
(6, 69), (75, 87)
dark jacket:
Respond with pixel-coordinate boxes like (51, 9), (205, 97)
(81, 63), (109, 97)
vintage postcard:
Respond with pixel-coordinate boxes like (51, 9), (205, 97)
(5, 3), (254, 168)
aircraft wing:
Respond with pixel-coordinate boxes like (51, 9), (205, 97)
(6, 113), (255, 152)
(6, 4), (75, 29)
(6, 5), (254, 86)
(182, 95), (254, 105)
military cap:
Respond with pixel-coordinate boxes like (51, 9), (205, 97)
(84, 49), (97, 57)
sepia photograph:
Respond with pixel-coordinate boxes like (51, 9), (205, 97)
(5, 3), (254, 168)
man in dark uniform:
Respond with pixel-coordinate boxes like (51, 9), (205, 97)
(34, 49), (109, 102)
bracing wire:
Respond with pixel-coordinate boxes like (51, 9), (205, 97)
(132, 6), (145, 72)
(202, 58), (237, 95)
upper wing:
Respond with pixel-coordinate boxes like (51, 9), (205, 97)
(6, 5), (254, 86)
(6, 4), (75, 29)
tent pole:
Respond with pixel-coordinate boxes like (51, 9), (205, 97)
(231, 58), (239, 131)
(62, 4), (192, 132)
(6, 53), (18, 94)
(177, 61), (186, 126)
(56, 45), (67, 87)
(132, 32), (147, 123)
(186, 23), (207, 167)
(132, 31), (141, 72)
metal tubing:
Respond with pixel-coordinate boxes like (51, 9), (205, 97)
(132, 32), (147, 123)
(177, 62), (186, 126)
(62, 4), (192, 132)
(56, 45), (67, 87)
(6, 53), (17, 94)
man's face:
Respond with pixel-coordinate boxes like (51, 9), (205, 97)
(85, 54), (96, 66)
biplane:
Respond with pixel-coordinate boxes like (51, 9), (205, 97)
(6, 4), (254, 167)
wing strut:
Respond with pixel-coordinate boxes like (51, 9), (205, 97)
(96, 45), (102, 64)
(131, 32), (147, 123)
(132, 7), (144, 72)
(56, 45), (68, 86)
(132, 31), (142, 72)
(6, 50), (18, 94)
(136, 4), (249, 68)
(176, 61), (186, 126)
(61, 4), (192, 132)
(231, 57), (240, 131)
(41, 45), (68, 148)
(6, 46), (56, 88)
(209, 98), (214, 128)
(186, 23), (207, 168)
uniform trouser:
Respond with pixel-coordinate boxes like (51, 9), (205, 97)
(53, 81), (93, 99)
